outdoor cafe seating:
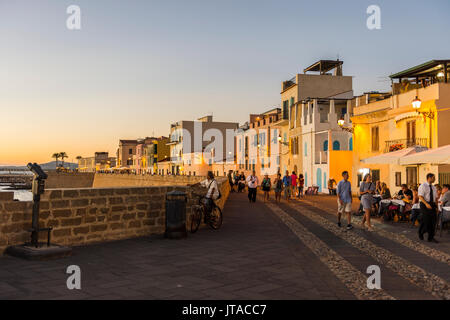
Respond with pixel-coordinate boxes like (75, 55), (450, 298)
(378, 198), (409, 222)
(438, 207), (450, 237)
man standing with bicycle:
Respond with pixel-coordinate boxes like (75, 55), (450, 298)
(200, 171), (220, 216)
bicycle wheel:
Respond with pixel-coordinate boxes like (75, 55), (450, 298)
(209, 206), (223, 230)
(190, 206), (202, 233)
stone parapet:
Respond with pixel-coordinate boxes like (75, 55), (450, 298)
(0, 178), (230, 254)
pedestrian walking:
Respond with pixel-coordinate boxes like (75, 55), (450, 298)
(282, 170), (292, 201)
(261, 174), (272, 202)
(337, 171), (353, 230)
(291, 171), (298, 198)
(297, 174), (304, 198)
(274, 173), (282, 203)
(238, 172), (246, 193)
(246, 171), (259, 203)
(360, 173), (375, 231)
(418, 173), (439, 243)
(227, 170), (235, 192)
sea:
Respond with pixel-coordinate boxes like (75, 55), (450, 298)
(0, 170), (33, 201)
(0, 184), (33, 201)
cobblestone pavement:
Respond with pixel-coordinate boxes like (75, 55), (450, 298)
(0, 193), (448, 300)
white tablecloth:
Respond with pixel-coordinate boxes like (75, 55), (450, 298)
(391, 199), (405, 206)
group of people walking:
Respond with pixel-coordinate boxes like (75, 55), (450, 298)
(228, 169), (445, 243)
(227, 170), (305, 203)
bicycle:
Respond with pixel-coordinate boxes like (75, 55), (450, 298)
(190, 194), (223, 233)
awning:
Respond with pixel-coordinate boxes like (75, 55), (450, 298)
(394, 112), (420, 123)
(399, 144), (450, 165)
(361, 146), (427, 165)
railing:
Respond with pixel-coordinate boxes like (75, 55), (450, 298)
(384, 138), (428, 153)
(314, 151), (328, 164)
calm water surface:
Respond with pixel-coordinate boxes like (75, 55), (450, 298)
(0, 185), (33, 201)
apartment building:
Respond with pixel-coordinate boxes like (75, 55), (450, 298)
(117, 140), (138, 167)
(78, 152), (116, 172)
(351, 59), (450, 190)
(167, 115), (239, 176)
(280, 60), (354, 191)
(235, 108), (282, 178)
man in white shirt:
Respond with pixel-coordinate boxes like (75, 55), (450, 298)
(246, 170), (259, 203)
(418, 173), (438, 243)
(200, 171), (219, 215)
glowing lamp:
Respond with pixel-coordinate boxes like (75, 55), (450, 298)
(412, 96), (422, 110)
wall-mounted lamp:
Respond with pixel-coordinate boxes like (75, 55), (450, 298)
(277, 134), (289, 146)
(412, 96), (434, 119)
(338, 118), (354, 133)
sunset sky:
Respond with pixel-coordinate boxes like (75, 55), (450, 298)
(1, 0), (449, 165)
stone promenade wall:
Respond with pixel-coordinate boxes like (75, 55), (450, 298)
(0, 178), (230, 255)
(45, 172), (95, 189)
(92, 173), (205, 188)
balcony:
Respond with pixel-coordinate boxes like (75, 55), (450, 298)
(314, 151), (328, 164)
(384, 138), (428, 153)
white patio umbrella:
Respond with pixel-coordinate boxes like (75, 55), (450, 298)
(360, 146), (427, 165)
(399, 144), (450, 165)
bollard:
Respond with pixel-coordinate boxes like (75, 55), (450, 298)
(165, 190), (187, 239)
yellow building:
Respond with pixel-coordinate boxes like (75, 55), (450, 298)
(351, 60), (450, 191)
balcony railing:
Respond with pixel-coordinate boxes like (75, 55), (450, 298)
(314, 151), (328, 164)
(384, 138), (428, 153)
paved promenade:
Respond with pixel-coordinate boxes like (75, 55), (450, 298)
(0, 193), (449, 300)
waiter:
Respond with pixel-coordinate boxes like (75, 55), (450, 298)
(418, 173), (439, 243)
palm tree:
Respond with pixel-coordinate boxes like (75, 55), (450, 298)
(52, 153), (60, 169)
(59, 152), (68, 168)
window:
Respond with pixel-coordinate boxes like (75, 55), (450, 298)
(282, 100), (289, 120)
(349, 137), (353, 151)
(406, 121), (416, 145)
(333, 141), (340, 151)
(323, 140), (328, 151)
(371, 126), (379, 152)
(395, 172), (402, 187)
(406, 167), (417, 187)
(371, 169), (380, 183)
(129, 148), (133, 154)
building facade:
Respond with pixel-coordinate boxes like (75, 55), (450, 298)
(167, 115), (239, 176)
(351, 60), (450, 191)
(78, 152), (116, 172)
(280, 60), (354, 191)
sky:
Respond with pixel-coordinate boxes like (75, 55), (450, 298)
(1, 0), (449, 165)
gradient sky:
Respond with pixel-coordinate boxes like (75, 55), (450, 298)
(1, 0), (449, 165)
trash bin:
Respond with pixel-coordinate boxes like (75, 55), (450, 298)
(165, 190), (187, 239)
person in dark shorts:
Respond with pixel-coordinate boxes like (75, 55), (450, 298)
(261, 174), (272, 202)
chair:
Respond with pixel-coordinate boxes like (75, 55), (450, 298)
(439, 208), (450, 237)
